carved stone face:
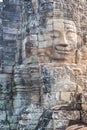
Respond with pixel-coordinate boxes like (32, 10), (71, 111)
(52, 19), (77, 61)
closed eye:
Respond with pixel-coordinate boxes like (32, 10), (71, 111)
(66, 32), (76, 40)
(52, 31), (61, 38)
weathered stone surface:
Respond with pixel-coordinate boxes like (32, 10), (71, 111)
(66, 124), (87, 130)
(0, 0), (87, 130)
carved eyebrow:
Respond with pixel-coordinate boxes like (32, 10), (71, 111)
(66, 30), (76, 33)
(64, 21), (75, 26)
(64, 23), (76, 31)
(65, 26), (76, 33)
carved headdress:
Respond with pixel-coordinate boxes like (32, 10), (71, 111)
(23, 0), (86, 38)
(38, 0), (86, 34)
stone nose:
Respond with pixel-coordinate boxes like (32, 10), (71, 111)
(58, 34), (68, 47)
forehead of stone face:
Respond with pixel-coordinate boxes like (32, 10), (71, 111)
(53, 19), (64, 31)
(53, 19), (76, 32)
(64, 20), (77, 32)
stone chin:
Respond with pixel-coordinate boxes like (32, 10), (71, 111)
(52, 48), (76, 62)
(53, 52), (73, 61)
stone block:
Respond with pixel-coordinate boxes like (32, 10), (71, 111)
(52, 110), (80, 120)
(3, 65), (13, 73)
(54, 120), (69, 129)
(0, 110), (6, 122)
(61, 92), (71, 103)
(46, 24), (53, 32)
(30, 34), (38, 41)
(82, 92), (87, 104)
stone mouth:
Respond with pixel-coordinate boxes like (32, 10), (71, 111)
(55, 47), (72, 54)
(55, 50), (70, 55)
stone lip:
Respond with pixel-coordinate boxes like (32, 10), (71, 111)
(66, 123), (87, 130)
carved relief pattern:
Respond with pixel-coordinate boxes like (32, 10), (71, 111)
(1, 0), (87, 130)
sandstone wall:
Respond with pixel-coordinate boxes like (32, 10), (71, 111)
(0, 0), (87, 130)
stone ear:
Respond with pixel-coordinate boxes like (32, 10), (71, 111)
(77, 34), (82, 49)
(75, 49), (82, 64)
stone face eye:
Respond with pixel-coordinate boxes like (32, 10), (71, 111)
(66, 32), (76, 41)
(52, 31), (61, 39)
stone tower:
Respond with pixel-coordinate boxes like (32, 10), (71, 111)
(0, 0), (87, 130)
